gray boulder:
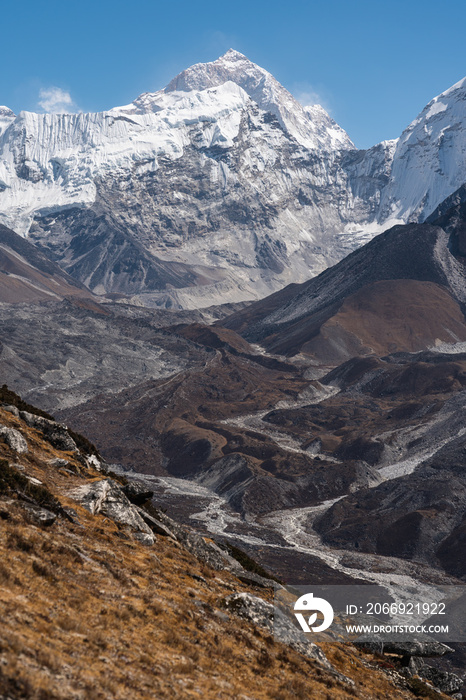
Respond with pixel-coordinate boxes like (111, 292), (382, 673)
(382, 639), (454, 658)
(49, 458), (79, 474)
(133, 532), (157, 546)
(419, 665), (463, 695)
(357, 639), (454, 658)
(69, 479), (155, 545)
(405, 656), (425, 676)
(0, 425), (28, 453)
(22, 503), (57, 527)
(136, 508), (176, 538)
(20, 411), (78, 452)
(222, 593), (353, 684)
(2, 405), (19, 417)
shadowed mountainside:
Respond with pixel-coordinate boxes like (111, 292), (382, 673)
(221, 197), (466, 361)
(0, 224), (98, 304)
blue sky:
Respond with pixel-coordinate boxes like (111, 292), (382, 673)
(2, 0), (465, 148)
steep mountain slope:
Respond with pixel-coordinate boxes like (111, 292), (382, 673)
(312, 351), (466, 578)
(222, 195), (466, 361)
(378, 77), (466, 225)
(0, 223), (96, 303)
(0, 52), (464, 308)
(161, 49), (354, 152)
(0, 52), (361, 307)
(1, 388), (449, 699)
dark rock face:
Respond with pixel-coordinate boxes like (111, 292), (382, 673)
(437, 515), (466, 579)
(29, 205), (206, 297)
(0, 223), (95, 304)
(418, 665), (463, 695)
(193, 452), (320, 516)
(0, 225), (80, 282)
(20, 411), (78, 453)
(122, 481), (154, 505)
(315, 425), (466, 573)
(427, 187), (466, 263)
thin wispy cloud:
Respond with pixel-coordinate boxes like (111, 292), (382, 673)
(291, 82), (332, 113)
(38, 87), (80, 113)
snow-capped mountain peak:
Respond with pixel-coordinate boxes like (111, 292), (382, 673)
(378, 75), (466, 224)
(0, 107), (15, 118)
(0, 55), (465, 310)
(164, 49), (258, 93)
(127, 50), (355, 151)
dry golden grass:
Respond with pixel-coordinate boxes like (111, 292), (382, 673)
(0, 408), (434, 699)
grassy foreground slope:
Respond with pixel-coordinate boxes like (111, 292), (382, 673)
(0, 399), (440, 700)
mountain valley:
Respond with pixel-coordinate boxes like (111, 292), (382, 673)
(1, 49), (466, 698)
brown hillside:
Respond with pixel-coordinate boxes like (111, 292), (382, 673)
(299, 280), (466, 363)
(0, 405), (424, 700)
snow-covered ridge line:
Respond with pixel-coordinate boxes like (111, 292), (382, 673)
(0, 82), (251, 235)
(0, 49), (355, 236)
(378, 76), (466, 224)
(161, 49), (354, 152)
(0, 51), (465, 308)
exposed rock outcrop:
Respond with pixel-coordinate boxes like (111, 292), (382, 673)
(20, 411), (78, 453)
(69, 479), (155, 545)
(0, 425), (28, 453)
(223, 592), (353, 684)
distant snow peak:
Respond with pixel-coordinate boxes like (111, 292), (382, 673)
(164, 49), (262, 93)
(162, 48), (354, 151)
(0, 106), (15, 118)
(377, 73), (466, 224)
(219, 48), (248, 61)
(0, 55), (465, 309)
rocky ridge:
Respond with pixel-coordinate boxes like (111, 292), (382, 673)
(0, 223), (96, 304)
